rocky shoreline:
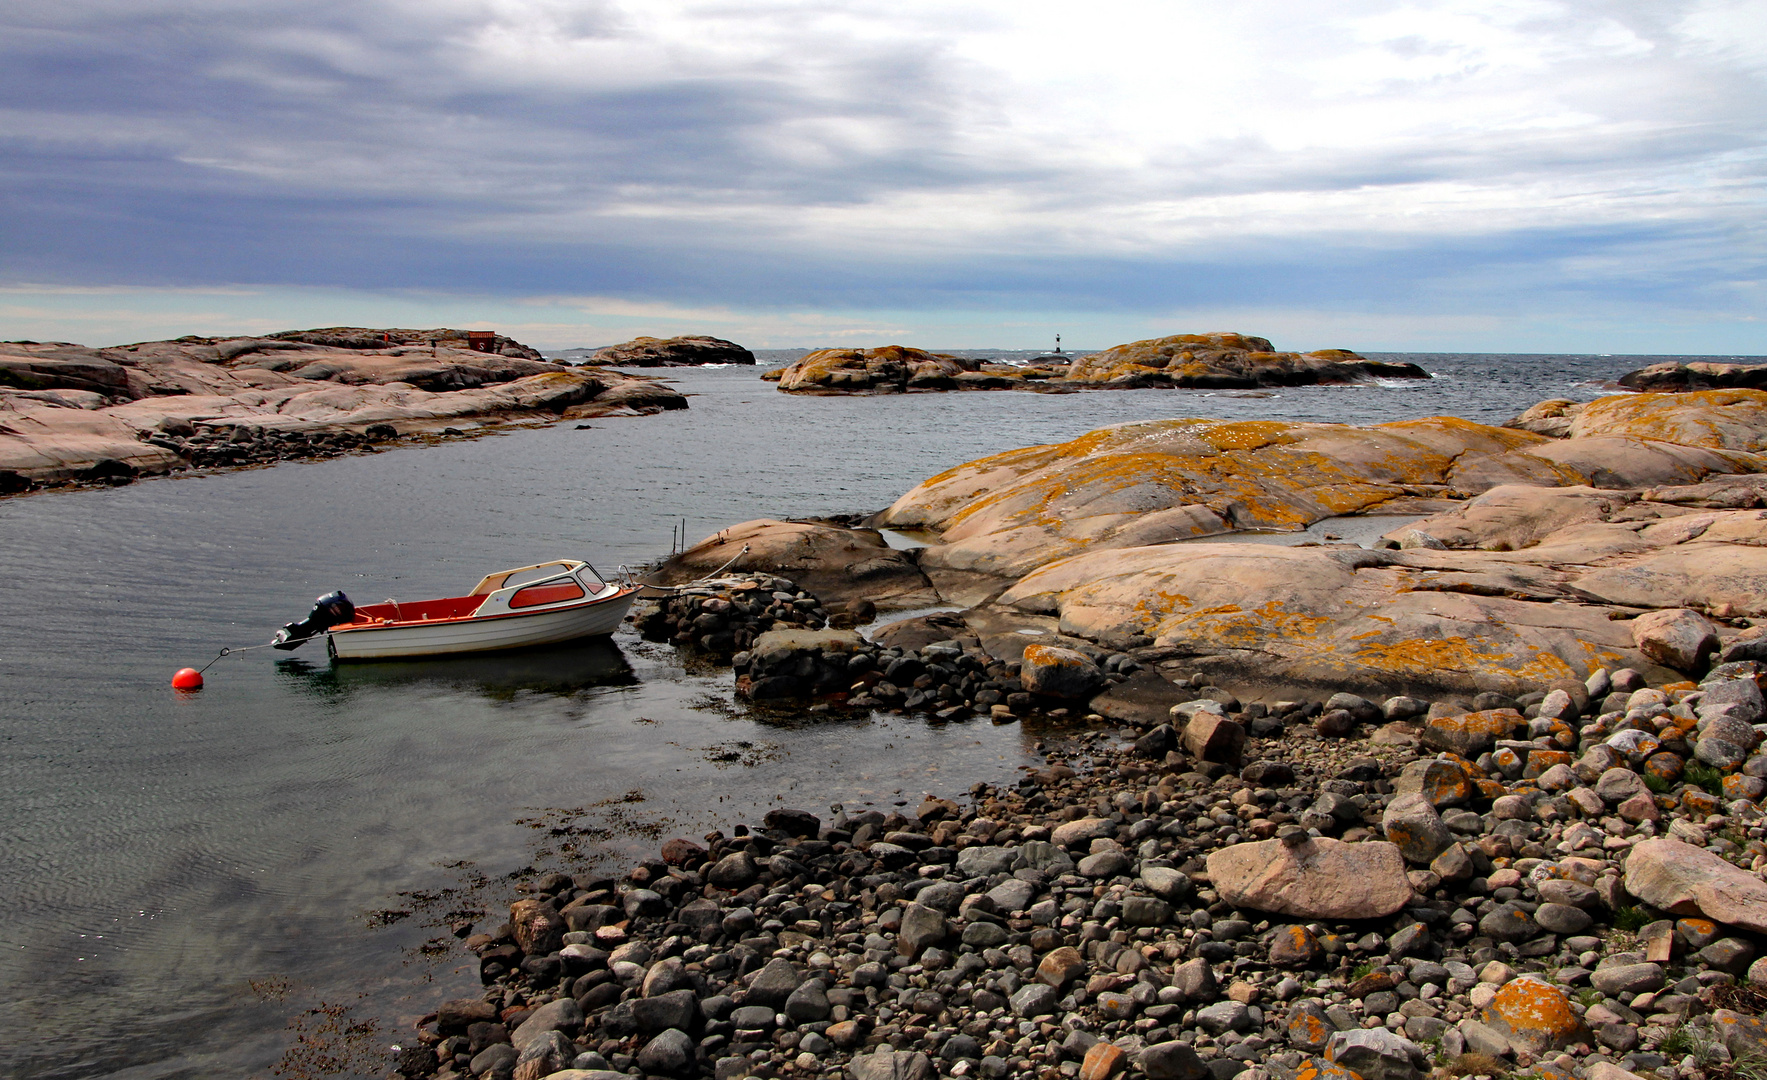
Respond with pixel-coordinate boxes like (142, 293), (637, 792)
(0, 327), (686, 495)
(380, 383), (1767, 1080)
(395, 652), (1767, 1080)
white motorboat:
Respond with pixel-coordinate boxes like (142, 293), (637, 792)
(272, 561), (638, 661)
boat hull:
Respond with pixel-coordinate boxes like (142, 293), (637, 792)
(328, 588), (636, 660)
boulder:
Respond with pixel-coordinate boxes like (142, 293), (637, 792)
(1595, 767), (1650, 804)
(634, 1028), (693, 1074)
(1700, 677), (1765, 724)
(1011, 982), (1059, 1019)
(1138, 1041), (1208, 1080)
(743, 958), (804, 1009)
(511, 998), (584, 1049)
(1630, 608), (1718, 673)
(1624, 837), (1767, 933)
(1506, 398), (1585, 438)
(1182, 711), (1245, 765)
(647, 518), (932, 608)
(850, 1049), (936, 1080)
(1323, 1028), (1426, 1080)
(1140, 866), (1193, 902)
(1697, 716), (1760, 769)
(707, 850), (759, 889)
(1393, 758), (1475, 807)
(1078, 1041), (1127, 1080)
(1382, 794), (1455, 866)
(897, 903), (948, 957)
(1019, 643), (1104, 699)
(509, 899), (564, 955)
(1091, 671), (1190, 727)
(1590, 963), (1665, 997)
(1714, 1008), (1767, 1061)
(1051, 817), (1116, 848)
(1036, 946), (1087, 989)
(1420, 710), (1525, 758)
(1480, 977), (1588, 1053)
(1206, 837), (1413, 920)
(1269, 924), (1325, 968)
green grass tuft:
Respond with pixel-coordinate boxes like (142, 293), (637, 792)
(1643, 772), (1674, 794)
(1613, 905), (1653, 932)
(1731, 1054), (1767, 1080)
(1686, 761), (1725, 794)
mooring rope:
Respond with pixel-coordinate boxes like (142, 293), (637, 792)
(622, 543), (752, 594)
(196, 640), (282, 674)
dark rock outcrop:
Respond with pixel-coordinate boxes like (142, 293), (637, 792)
(1620, 360), (1767, 392)
(591, 336), (756, 367)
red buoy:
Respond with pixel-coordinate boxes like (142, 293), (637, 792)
(171, 667), (204, 690)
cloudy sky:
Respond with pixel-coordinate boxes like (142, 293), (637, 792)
(1, 0), (1762, 351)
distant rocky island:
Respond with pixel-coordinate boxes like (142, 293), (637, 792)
(761, 333), (1430, 394)
(0, 327), (684, 494)
(575, 336), (757, 367)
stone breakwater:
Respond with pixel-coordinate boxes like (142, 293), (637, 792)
(0, 327), (686, 493)
(632, 574), (859, 657)
(761, 335), (1427, 396)
(728, 623), (1139, 721)
(396, 654), (1767, 1080)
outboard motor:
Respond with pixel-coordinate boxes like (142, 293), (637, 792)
(273, 591), (355, 650)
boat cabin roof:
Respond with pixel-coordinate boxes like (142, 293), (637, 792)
(467, 560), (598, 596)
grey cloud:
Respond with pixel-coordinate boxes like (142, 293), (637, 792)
(0, 0), (1761, 328)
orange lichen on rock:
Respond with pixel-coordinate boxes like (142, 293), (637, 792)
(1572, 388), (1767, 451)
(1481, 977), (1589, 1053)
(1292, 1057), (1362, 1080)
(1348, 636), (1581, 686)
(774, 345), (974, 393)
(1061, 333), (1428, 388)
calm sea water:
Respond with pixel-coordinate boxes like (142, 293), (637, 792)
(0, 352), (1750, 1078)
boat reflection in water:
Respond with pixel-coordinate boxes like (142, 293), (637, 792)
(274, 636), (639, 701)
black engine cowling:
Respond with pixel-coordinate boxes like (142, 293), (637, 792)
(273, 591), (355, 650)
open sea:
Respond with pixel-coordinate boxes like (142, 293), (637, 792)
(0, 351), (1755, 1078)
